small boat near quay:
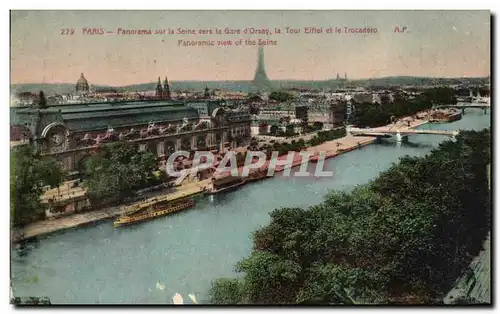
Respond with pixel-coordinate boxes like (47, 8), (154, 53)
(206, 180), (246, 195)
(243, 168), (269, 183)
(206, 173), (246, 195)
(114, 199), (195, 228)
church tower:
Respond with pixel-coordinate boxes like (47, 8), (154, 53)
(345, 72), (348, 81)
(336, 73), (340, 80)
(155, 77), (163, 98)
(163, 76), (171, 99)
(204, 86), (210, 98)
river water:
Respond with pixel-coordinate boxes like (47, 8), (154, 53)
(11, 109), (491, 304)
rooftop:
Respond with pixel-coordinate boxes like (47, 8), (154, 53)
(12, 100), (201, 133)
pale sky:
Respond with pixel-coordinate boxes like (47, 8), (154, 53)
(11, 10), (490, 85)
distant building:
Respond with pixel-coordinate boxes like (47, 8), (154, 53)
(14, 92), (38, 105)
(76, 73), (90, 94)
(10, 99), (251, 173)
(352, 93), (375, 103)
(155, 77), (163, 98)
(163, 77), (171, 99)
(334, 72), (348, 82)
(294, 105), (308, 123)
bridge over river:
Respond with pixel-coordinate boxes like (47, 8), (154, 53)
(349, 126), (459, 141)
(434, 103), (490, 113)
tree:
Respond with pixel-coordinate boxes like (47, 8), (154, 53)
(380, 94), (392, 105)
(38, 91), (47, 108)
(235, 251), (302, 304)
(82, 141), (159, 205)
(248, 104), (260, 115)
(247, 93), (262, 102)
(423, 87), (457, 105)
(269, 125), (279, 135)
(209, 278), (245, 304)
(210, 129), (491, 304)
(269, 91), (294, 102)
(312, 121), (324, 131)
(11, 145), (66, 227)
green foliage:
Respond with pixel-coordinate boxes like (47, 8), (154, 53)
(210, 128), (491, 304)
(471, 88), (490, 98)
(269, 91), (295, 102)
(209, 278), (245, 304)
(311, 121), (324, 131)
(352, 87), (459, 128)
(38, 91), (47, 108)
(81, 141), (159, 206)
(423, 87), (457, 105)
(307, 128), (346, 146)
(262, 128), (346, 158)
(351, 90), (437, 128)
(296, 264), (383, 304)
(10, 145), (66, 227)
(236, 251), (302, 304)
(247, 93), (262, 102)
(268, 125), (278, 135)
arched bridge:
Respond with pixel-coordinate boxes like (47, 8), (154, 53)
(434, 103), (490, 111)
(349, 127), (459, 141)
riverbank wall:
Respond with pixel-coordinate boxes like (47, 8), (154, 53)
(443, 233), (491, 304)
(428, 111), (462, 124)
(443, 164), (491, 304)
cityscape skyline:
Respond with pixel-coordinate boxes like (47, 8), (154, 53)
(11, 10), (490, 85)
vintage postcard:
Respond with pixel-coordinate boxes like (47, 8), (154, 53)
(10, 10), (491, 305)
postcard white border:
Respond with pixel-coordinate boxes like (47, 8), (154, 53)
(2, 1), (496, 313)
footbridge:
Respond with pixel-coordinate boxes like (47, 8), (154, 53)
(434, 103), (490, 113)
(349, 126), (459, 142)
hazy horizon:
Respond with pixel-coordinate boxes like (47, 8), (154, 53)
(11, 10), (490, 85)
(10, 75), (491, 88)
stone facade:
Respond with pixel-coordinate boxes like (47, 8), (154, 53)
(11, 99), (251, 173)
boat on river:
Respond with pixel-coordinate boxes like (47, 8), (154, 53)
(206, 181), (246, 195)
(206, 173), (246, 195)
(114, 199), (195, 228)
(243, 168), (269, 184)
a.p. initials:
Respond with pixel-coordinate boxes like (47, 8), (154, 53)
(394, 26), (408, 33)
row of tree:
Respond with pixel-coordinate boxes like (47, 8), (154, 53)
(269, 91), (295, 102)
(260, 128), (346, 157)
(80, 142), (163, 207)
(209, 128), (491, 304)
(348, 87), (458, 128)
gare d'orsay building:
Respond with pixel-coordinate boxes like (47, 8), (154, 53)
(11, 91), (251, 174)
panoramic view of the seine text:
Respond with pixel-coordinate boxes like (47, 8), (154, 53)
(9, 10), (491, 305)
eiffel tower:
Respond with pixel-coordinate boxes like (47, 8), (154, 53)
(253, 46), (272, 91)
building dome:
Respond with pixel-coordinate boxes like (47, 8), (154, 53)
(76, 73), (90, 93)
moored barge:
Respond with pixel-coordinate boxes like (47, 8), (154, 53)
(114, 199), (195, 227)
(206, 173), (246, 195)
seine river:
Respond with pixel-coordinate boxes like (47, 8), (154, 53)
(11, 109), (490, 304)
